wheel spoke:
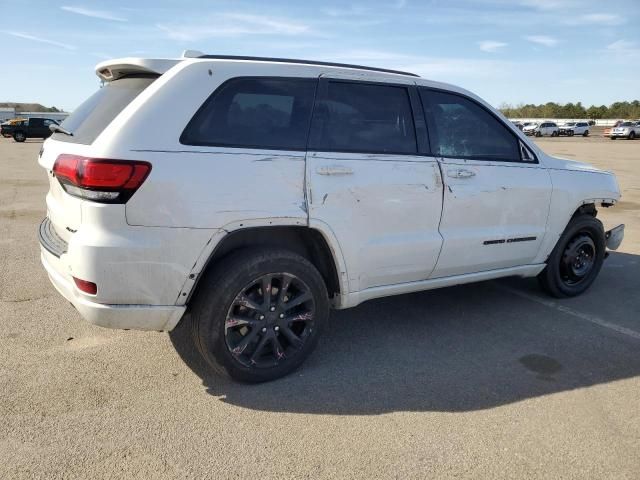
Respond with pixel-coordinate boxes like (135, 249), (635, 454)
(225, 315), (256, 331)
(277, 274), (294, 308)
(280, 326), (303, 349)
(250, 334), (271, 363)
(230, 327), (259, 356)
(261, 275), (273, 310)
(283, 291), (312, 310)
(236, 292), (263, 313)
(272, 335), (287, 360)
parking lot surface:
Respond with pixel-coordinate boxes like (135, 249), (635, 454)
(1, 135), (639, 479)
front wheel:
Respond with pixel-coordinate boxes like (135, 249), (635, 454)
(629, 131), (636, 140)
(538, 215), (605, 298)
(187, 248), (329, 382)
(583, 130), (589, 137)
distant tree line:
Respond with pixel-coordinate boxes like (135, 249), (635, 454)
(499, 100), (640, 119)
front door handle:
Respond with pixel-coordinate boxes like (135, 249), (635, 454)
(316, 165), (354, 176)
(447, 168), (476, 179)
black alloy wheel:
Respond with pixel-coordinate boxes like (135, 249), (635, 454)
(187, 248), (329, 382)
(225, 273), (315, 369)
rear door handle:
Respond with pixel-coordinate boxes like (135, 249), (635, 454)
(316, 165), (354, 176)
(447, 168), (475, 179)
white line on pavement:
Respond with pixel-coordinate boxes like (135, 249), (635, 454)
(496, 284), (640, 341)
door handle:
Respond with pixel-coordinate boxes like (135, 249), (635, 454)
(447, 168), (475, 179)
(316, 165), (354, 176)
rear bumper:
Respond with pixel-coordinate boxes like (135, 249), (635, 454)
(40, 246), (185, 332)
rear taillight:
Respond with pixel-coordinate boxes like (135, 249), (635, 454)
(52, 155), (151, 203)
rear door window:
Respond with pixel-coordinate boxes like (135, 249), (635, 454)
(53, 75), (157, 144)
(309, 81), (417, 154)
(421, 89), (521, 162)
(181, 77), (317, 150)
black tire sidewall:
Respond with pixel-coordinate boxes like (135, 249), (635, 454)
(542, 215), (605, 297)
(14, 132), (25, 142)
(190, 248), (329, 383)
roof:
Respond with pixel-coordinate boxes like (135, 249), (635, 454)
(196, 55), (419, 77)
(95, 53), (419, 82)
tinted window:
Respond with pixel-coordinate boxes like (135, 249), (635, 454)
(421, 89), (520, 161)
(30, 118), (44, 127)
(309, 81), (417, 154)
(181, 78), (316, 150)
(53, 76), (157, 145)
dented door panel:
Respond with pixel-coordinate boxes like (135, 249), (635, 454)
(306, 151), (444, 292)
(431, 158), (552, 278)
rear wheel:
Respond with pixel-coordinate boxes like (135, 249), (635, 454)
(187, 248), (329, 383)
(13, 131), (25, 142)
(538, 215), (605, 298)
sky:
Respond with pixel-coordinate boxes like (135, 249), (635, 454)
(1, 0), (638, 111)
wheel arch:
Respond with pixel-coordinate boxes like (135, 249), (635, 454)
(179, 224), (348, 307)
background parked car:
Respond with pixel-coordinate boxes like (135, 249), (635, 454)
(1, 117), (27, 138)
(2, 117), (59, 142)
(558, 122), (576, 136)
(526, 121), (559, 137)
(559, 121), (590, 137)
(610, 121), (638, 140)
(522, 122), (539, 135)
(603, 120), (623, 137)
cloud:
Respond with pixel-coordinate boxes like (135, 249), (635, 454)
(478, 40), (507, 53)
(322, 5), (368, 17)
(524, 35), (558, 47)
(606, 40), (640, 58)
(564, 13), (624, 26)
(158, 13), (310, 41)
(61, 5), (127, 22)
(1, 31), (76, 50)
(607, 40), (636, 51)
(518, 0), (580, 10)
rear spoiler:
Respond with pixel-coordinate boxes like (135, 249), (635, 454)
(95, 57), (182, 82)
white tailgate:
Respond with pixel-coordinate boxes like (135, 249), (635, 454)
(38, 139), (89, 242)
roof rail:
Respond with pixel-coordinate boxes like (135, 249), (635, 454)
(197, 54), (420, 77)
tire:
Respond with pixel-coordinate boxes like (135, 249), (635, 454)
(611, 136), (616, 140)
(187, 248), (329, 383)
(629, 131), (636, 140)
(535, 131), (542, 137)
(13, 131), (26, 142)
(538, 215), (605, 298)
(583, 130), (589, 137)
(569, 131), (574, 137)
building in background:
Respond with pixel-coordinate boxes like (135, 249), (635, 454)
(0, 107), (69, 123)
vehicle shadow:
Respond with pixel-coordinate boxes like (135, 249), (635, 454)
(170, 251), (640, 413)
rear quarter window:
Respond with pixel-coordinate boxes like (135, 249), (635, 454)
(180, 77), (317, 150)
(53, 75), (157, 145)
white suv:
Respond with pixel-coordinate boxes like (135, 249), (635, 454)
(528, 121), (559, 137)
(39, 53), (624, 382)
(559, 122), (590, 137)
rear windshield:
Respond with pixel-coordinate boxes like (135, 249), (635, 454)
(53, 75), (157, 144)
